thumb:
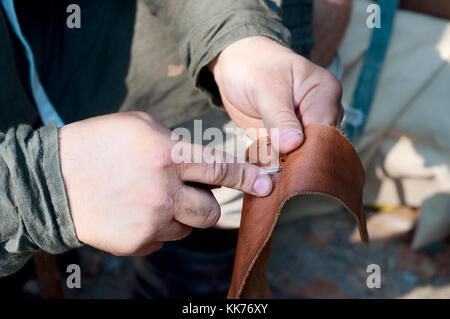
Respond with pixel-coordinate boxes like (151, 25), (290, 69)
(177, 149), (273, 197)
(257, 86), (304, 154)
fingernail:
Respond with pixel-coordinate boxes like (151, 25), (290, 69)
(278, 128), (303, 153)
(279, 128), (303, 143)
(253, 176), (272, 195)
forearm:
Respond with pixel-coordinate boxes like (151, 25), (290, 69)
(0, 124), (81, 277)
(399, 0), (450, 20)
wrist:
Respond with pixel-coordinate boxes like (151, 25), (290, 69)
(208, 36), (285, 84)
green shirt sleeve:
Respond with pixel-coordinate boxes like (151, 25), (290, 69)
(147, 0), (291, 106)
(0, 123), (82, 277)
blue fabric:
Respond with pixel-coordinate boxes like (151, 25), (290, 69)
(344, 0), (399, 142)
(1, 0), (64, 127)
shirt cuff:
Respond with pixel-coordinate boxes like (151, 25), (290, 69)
(182, 14), (291, 107)
(37, 122), (83, 252)
(20, 122), (83, 254)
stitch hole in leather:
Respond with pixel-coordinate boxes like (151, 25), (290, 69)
(227, 123), (369, 299)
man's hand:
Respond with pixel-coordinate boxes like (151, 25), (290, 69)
(210, 36), (344, 154)
(59, 112), (272, 256)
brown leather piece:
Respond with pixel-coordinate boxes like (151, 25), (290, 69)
(227, 123), (369, 299)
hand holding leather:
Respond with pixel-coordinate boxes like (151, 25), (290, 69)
(228, 123), (369, 298)
(210, 36), (344, 154)
(59, 112), (273, 257)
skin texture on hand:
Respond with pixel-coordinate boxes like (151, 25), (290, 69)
(59, 112), (273, 256)
(210, 36), (343, 154)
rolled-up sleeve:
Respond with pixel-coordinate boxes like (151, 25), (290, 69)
(147, 0), (291, 105)
(0, 123), (82, 277)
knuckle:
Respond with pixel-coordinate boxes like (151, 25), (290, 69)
(210, 161), (229, 183)
(228, 163), (248, 191)
(238, 164), (255, 191)
(270, 108), (299, 128)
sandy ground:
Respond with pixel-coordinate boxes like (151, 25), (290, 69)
(51, 208), (450, 299)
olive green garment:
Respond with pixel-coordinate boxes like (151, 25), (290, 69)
(0, 0), (312, 277)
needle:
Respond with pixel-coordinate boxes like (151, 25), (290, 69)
(264, 167), (283, 174)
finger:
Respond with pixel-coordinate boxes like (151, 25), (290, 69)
(173, 186), (221, 229)
(177, 149), (273, 197)
(155, 220), (192, 242)
(297, 71), (343, 128)
(255, 81), (304, 154)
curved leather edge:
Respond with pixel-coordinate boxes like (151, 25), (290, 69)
(227, 123), (369, 299)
